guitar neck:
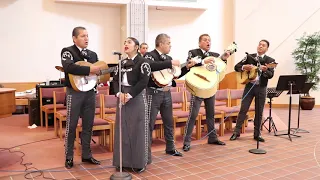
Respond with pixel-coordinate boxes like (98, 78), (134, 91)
(180, 62), (189, 67)
(100, 66), (117, 74)
(219, 51), (230, 60)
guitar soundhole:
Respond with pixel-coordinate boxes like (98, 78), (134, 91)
(206, 64), (216, 71)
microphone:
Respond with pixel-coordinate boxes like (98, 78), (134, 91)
(112, 51), (122, 56)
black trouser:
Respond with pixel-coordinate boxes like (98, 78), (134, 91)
(147, 88), (175, 163)
(65, 87), (96, 159)
(183, 95), (218, 145)
(234, 83), (267, 137)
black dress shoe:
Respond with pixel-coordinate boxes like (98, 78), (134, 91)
(254, 136), (265, 142)
(134, 167), (145, 173)
(65, 158), (73, 169)
(230, 133), (240, 141)
(183, 145), (190, 152)
(165, 149), (183, 156)
(208, 139), (226, 145)
(82, 157), (101, 165)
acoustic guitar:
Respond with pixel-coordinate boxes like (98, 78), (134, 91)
(236, 62), (278, 84)
(68, 61), (111, 92)
(151, 59), (199, 87)
(185, 42), (238, 99)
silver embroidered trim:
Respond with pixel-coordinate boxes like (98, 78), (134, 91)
(183, 94), (195, 143)
(62, 51), (73, 61)
(64, 94), (72, 156)
(142, 92), (149, 166)
(141, 62), (151, 76)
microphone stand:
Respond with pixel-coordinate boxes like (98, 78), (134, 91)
(110, 54), (132, 180)
(249, 57), (266, 154)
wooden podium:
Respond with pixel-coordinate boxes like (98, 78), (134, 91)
(0, 88), (16, 118)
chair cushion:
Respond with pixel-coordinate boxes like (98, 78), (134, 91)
(172, 111), (189, 118)
(231, 106), (255, 111)
(78, 118), (109, 126)
(105, 116), (116, 122)
(173, 103), (182, 109)
(43, 104), (65, 110)
(57, 109), (67, 116)
(104, 108), (116, 114)
(215, 106), (238, 114)
(95, 108), (100, 115)
(199, 108), (223, 115)
(156, 114), (162, 120)
(215, 100), (227, 106)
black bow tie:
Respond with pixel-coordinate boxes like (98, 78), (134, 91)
(81, 49), (90, 59)
(160, 54), (167, 60)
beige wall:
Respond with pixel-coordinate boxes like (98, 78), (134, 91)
(0, 0), (233, 82)
(147, 0), (234, 74)
(2, 0), (319, 106)
(234, 0), (320, 105)
(0, 0), (121, 82)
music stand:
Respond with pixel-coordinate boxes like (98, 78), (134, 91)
(289, 82), (314, 134)
(275, 75), (307, 141)
(261, 87), (283, 135)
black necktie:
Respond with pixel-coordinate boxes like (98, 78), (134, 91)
(257, 56), (264, 64)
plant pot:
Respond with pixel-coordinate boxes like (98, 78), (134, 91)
(300, 96), (315, 110)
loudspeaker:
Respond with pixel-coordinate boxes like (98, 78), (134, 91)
(28, 98), (40, 126)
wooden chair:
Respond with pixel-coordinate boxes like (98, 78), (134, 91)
(228, 89), (255, 133)
(97, 86), (109, 95)
(176, 81), (185, 87)
(101, 95), (117, 119)
(172, 91), (201, 141)
(170, 87), (179, 92)
(53, 91), (66, 138)
(171, 91), (184, 111)
(75, 117), (113, 155)
(40, 87), (65, 130)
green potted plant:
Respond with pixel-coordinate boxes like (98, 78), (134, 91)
(292, 31), (320, 110)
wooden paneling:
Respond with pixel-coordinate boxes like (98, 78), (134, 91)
(218, 71), (244, 90)
(272, 104), (320, 108)
(1, 82), (40, 92)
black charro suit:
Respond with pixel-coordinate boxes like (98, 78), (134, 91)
(144, 49), (189, 163)
(183, 48), (226, 149)
(233, 53), (275, 138)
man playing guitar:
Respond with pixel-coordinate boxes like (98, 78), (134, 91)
(144, 33), (196, 163)
(183, 34), (230, 152)
(230, 39), (276, 142)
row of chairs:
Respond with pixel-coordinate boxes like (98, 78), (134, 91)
(39, 84), (255, 155)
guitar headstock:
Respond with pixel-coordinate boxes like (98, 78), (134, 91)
(225, 42), (238, 55)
